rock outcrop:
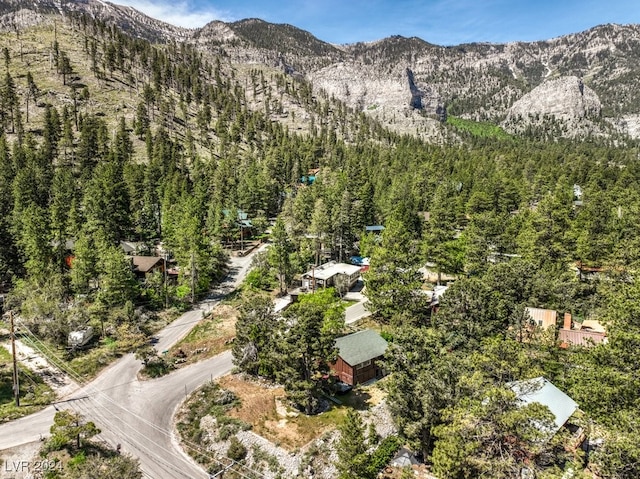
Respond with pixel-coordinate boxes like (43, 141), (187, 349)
(501, 76), (604, 137)
(506, 76), (601, 122)
(3, 1), (640, 141)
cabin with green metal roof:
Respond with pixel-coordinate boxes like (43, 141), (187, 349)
(332, 329), (388, 386)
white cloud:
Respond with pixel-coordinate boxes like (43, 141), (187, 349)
(113, 0), (233, 28)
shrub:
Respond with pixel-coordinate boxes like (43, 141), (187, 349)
(366, 435), (402, 477)
(227, 436), (247, 462)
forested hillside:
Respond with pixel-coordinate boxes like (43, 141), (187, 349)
(1, 5), (640, 479)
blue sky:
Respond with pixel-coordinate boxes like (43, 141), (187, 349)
(115, 0), (640, 45)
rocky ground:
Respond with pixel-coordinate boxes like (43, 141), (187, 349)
(193, 380), (398, 479)
(2, 339), (79, 400)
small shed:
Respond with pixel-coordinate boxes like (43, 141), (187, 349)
(332, 329), (388, 386)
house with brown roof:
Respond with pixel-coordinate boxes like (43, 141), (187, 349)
(331, 329), (388, 386)
(558, 313), (607, 348)
(130, 255), (165, 279)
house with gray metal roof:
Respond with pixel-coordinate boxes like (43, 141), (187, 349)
(508, 377), (579, 437)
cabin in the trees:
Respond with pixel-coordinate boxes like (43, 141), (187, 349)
(130, 255), (165, 279)
(302, 261), (362, 293)
(525, 307), (557, 329)
(558, 313), (607, 348)
(508, 377), (585, 450)
(332, 329), (388, 386)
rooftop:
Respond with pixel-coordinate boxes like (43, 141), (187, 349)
(526, 307), (557, 328)
(304, 262), (362, 281)
(559, 328), (607, 348)
(508, 377), (578, 436)
(335, 329), (388, 366)
(131, 255), (164, 273)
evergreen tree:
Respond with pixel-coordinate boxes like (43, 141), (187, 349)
(432, 381), (558, 479)
(232, 293), (278, 378)
(268, 217), (293, 294)
(83, 159), (130, 243)
(24, 71), (39, 123)
(134, 100), (149, 139)
(384, 326), (464, 457)
(50, 167), (75, 273)
(46, 410), (100, 451)
(276, 291), (342, 414)
(95, 243), (139, 307)
(15, 203), (52, 278)
(1, 71), (18, 133)
(336, 410), (370, 479)
(364, 218), (429, 326)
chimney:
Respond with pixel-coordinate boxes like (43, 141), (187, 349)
(563, 312), (572, 330)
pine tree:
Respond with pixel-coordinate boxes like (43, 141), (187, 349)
(336, 410), (370, 479)
(134, 101), (149, 139)
(276, 292), (342, 414)
(1, 71), (18, 133)
(232, 293), (278, 378)
(95, 242), (139, 307)
(50, 167), (75, 273)
(24, 71), (39, 124)
(83, 159), (130, 243)
(364, 218), (429, 326)
(268, 217), (293, 294)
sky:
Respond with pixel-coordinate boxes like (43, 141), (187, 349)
(113, 0), (640, 46)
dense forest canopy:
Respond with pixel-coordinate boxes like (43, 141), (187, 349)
(1, 9), (640, 479)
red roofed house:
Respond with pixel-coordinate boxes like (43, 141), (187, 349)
(559, 313), (607, 348)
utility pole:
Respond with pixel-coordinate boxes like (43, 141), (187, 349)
(9, 310), (20, 407)
(191, 250), (196, 304)
(163, 252), (169, 309)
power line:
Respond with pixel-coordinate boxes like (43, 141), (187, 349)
(16, 323), (200, 478)
(16, 318), (267, 479)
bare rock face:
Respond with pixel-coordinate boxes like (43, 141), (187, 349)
(503, 76), (602, 136)
(4, 0), (640, 141)
(506, 76), (601, 121)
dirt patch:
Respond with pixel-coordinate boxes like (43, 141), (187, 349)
(2, 341), (79, 399)
(219, 375), (284, 425)
(218, 375), (342, 451)
(170, 304), (238, 366)
(363, 380), (387, 406)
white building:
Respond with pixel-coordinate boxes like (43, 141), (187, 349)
(302, 261), (362, 293)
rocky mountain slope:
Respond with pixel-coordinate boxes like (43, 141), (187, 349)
(2, 0), (640, 141)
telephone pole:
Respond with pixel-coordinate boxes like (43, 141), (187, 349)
(9, 310), (20, 407)
(191, 250), (196, 304)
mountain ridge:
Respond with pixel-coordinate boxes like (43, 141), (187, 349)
(2, 0), (640, 141)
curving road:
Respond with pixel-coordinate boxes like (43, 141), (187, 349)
(0, 246), (266, 479)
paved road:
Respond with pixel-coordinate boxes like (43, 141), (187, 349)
(344, 300), (371, 324)
(0, 246), (266, 479)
